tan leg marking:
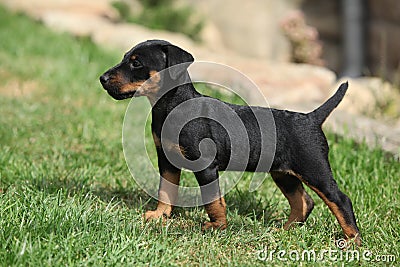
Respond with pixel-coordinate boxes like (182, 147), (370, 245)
(144, 170), (181, 221)
(283, 188), (313, 230)
(271, 172), (314, 229)
(309, 186), (360, 245)
(202, 197), (227, 230)
(285, 170), (361, 245)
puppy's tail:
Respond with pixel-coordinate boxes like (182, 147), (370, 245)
(309, 82), (348, 125)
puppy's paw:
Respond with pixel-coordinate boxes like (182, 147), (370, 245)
(144, 210), (167, 222)
(354, 235), (362, 247)
(202, 221), (227, 231)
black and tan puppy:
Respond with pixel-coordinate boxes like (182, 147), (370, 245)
(100, 40), (361, 245)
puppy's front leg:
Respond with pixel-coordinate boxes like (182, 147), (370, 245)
(195, 167), (227, 230)
(145, 133), (181, 221)
(144, 170), (181, 221)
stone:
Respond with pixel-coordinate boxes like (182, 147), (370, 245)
(327, 110), (400, 158)
(335, 77), (400, 120)
(187, 0), (295, 61)
(199, 21), (226, 53)
(1, 0), (118, 20)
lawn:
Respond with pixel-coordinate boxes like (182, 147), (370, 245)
(0, 6), (399, 266)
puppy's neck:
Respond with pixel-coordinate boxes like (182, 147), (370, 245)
(149, 72), (200, 108)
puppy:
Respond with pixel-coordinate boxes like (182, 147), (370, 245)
(100, 40), (361, 245)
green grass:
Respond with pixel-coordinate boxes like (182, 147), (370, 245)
(0, 6), (399, 266)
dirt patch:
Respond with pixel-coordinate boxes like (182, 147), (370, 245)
(0, 68), (43, 98)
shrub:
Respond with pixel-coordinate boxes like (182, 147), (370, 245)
(112, 0), (203, 41)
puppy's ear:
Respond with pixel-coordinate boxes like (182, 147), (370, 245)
(162, 44), (194, 80)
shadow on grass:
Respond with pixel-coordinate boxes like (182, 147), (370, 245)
(27, 172), (281, 228)
(225, 187), (283, 227)
(28, 172), (156, 211)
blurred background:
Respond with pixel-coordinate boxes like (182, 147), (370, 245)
(1, 0), (399, 152)
(191, 0), (399, 82)
(111, 0), (399, 82)
(4, 0), (400, 81)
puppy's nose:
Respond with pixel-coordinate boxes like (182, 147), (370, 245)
(100, 73), (110, 85)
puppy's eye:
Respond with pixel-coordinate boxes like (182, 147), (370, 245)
(130, 60), (142, 69)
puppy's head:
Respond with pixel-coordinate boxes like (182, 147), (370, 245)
(99, 40), (194, 100)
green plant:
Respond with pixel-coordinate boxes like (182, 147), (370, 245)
(112, 0), (203, 41)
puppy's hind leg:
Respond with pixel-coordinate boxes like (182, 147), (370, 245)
(271, 171), (314, 229)
(294, 163), (361, 246)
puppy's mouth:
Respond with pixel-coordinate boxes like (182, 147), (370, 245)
(100, 81), (138, 100)
(106, 89), (137, 100)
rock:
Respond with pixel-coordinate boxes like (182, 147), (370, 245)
(41, 11), (110, 37)
(335, 77), (400, 120)
(258, 63), (336, 111)
(92, 22), (199, 54)
(188, 0), (294, 61)
(189, 59), (337, 111)
(199, 21), (226, 53)
(1, 0), (118, 20)
(327, 110), (400, 158)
